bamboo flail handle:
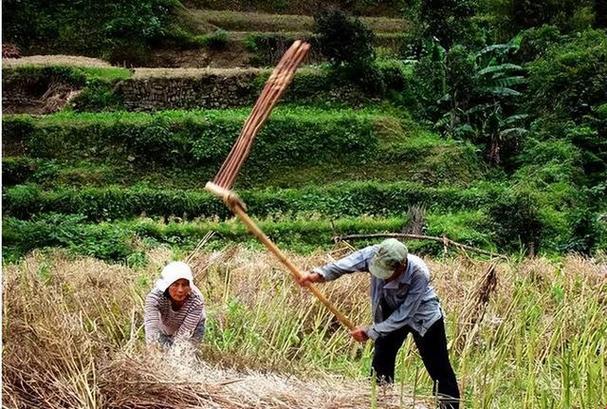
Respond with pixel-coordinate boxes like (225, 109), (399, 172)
(205, 182), (356, 330)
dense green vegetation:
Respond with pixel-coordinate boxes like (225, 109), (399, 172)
(2, 0), (606, 263)
(2, 108), (480, 186)
(2, 212), (497, 262)
(2, 0), (191, 65)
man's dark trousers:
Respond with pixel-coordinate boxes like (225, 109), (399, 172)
(371, 317), (460, 409)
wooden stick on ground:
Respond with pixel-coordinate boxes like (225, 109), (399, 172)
(333, 233), (507, 259)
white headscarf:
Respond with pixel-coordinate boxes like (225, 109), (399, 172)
(154, 261), (200, 294)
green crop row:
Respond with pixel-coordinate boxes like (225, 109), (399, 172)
(2, 108), (377, 164)
(2, 109), (482, 187)
(3, 182), (505, 221)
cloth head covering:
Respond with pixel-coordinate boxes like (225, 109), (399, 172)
(155, 261), (194, 292)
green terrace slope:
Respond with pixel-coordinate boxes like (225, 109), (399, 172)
(2, 181), (504, 221)
(183, 1), (406, 17)
(187, 9), (408, 33)
(2, 108), (483, 188)
(2, 211), (495, 262)
(165, 9), (409, 67)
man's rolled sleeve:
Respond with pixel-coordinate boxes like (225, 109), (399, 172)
(366, 326), (381, 341)
(314, 246), (377, 281)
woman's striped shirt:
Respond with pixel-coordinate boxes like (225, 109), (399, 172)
(144, 287), (206, 344)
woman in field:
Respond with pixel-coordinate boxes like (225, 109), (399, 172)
(144, 261), (206, 348)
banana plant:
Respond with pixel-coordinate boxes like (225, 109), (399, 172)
(434, 41), (528, 164)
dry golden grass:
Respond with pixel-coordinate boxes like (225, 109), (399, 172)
(3, 247), (606, 408)
(3, 55), (112, 68)
(1, 248), (426, 408)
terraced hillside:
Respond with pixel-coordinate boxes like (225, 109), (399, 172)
(2, 38), (518, 263)
(4, 7), (605, 262)
(153, 8), (408, 67)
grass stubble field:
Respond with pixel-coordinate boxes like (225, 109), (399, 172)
(2, 245), (605, 408)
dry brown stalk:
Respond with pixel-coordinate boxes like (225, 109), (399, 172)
(214, 40), (309, 189)
(452, 262), (498, 353)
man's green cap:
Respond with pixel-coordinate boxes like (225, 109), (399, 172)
(369, 238), (408, 279)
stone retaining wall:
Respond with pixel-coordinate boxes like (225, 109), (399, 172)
(116, 69), (371, 110)
(117, 71), (260, 110)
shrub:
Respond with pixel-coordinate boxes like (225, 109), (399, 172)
(527, 29), (607, 121)
(488, 188), (543, 253)
(200, 29), (229, 50)
(419, 0), (480, 49)
(515, 25), (562, 63)
(314, 10), (375, 68)
(484, 0), (595, 36)
(3, 0), (182, 65)
(2, 213), (134, 262)
(71, 79), (126, 112)
(514, 139), (584, 186)
(314, 10), (385, 95)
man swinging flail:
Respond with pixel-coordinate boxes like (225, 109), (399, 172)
(205, 41), (459, 408)
(299, 238), (460, 408)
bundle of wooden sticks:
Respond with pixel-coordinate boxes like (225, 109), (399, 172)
(213, 40), (310, 189)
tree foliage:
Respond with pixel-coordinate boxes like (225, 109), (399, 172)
(2, 0), (180, 65)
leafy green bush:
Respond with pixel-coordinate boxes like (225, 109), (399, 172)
(514, 139), (583, 185)
(419, 0), (480, 49)
(71, 80), (126, 112)
(527, 29), (607, 121)
(483, 0), (595, 36)
(314, 10), (385, 95)
(514, 25), (562, 63)
(314, 10), (375, 68)
(409, 40), (527, 165)
(2, 213), (134, 262)
(488, 188), (543, 253)
(199, 29), (229, 50)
